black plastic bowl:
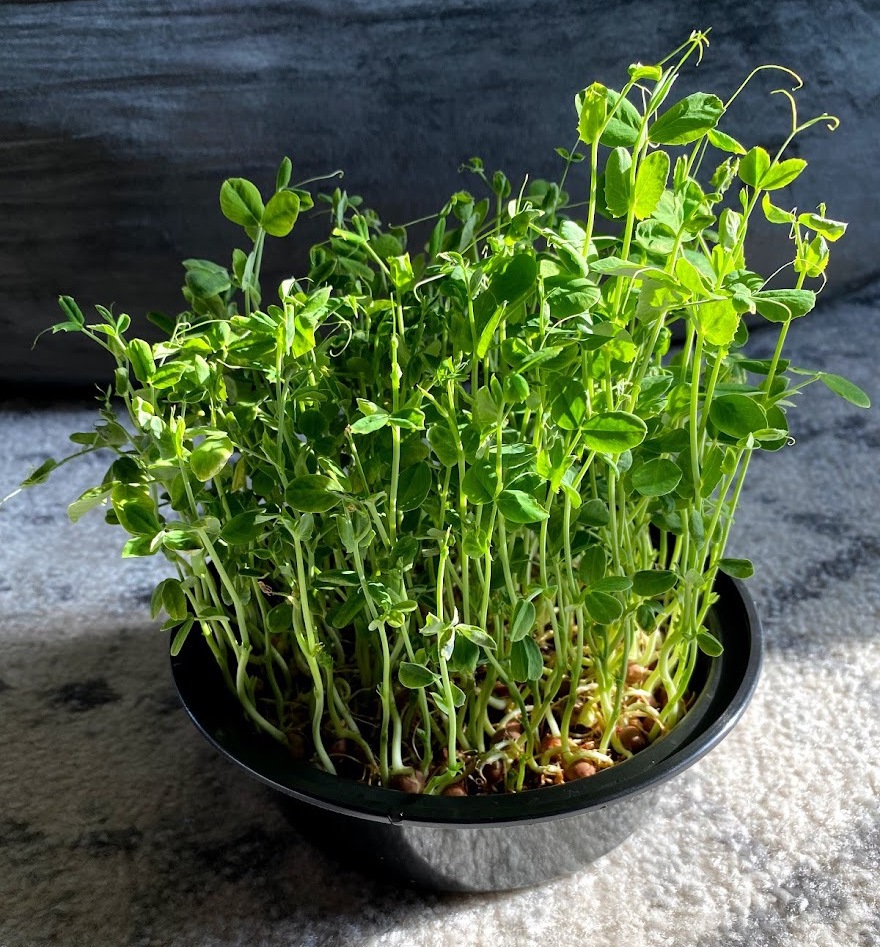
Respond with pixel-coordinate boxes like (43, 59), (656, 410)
(171, 573), (762, 892)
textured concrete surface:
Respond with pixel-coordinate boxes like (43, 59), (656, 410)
(1, 0), (879, 384)
(0, 283), (878, 945)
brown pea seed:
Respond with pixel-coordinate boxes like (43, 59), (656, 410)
(390, 772), (426, 794)
(541, 735), (563, 754)
(287, 733), (306, 759)
(564, 760), (597, 781)
(619, 725), (646, 752)
(441, 782), (468, 797)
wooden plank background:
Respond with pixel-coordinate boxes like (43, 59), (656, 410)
(2, 0), (878, 388)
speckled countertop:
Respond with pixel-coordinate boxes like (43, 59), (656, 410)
(1, 285), (878, 947)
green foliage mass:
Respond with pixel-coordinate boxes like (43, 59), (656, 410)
(24, 30), (868, 795)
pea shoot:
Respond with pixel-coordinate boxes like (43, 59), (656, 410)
(23, 31), (869, 795)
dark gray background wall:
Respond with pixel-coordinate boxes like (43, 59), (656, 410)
(2, 0), (878, 389)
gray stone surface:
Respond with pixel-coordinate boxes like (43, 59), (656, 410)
(1, 0), (879, 385)
(0, 282), (878, 945)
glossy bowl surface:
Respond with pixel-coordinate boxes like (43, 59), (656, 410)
(172, 574), (762, 891)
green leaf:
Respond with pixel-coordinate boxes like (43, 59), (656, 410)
(632, 569), (677, 596)
(636, 602), (657, 632)
(753, 289), (816, 323)
(219, 177), (264, 228)
(819, 373), (871, 408)
(388, 407), (425, 431)
(555, 146), (585, 164)
(397, 463), (432, 512)
(21, 458), (58, 487)
(631, 458), (682, 497)
(457, 624), (496, 650)
(549, 378), (587, 430)
(462, 461), (500, 505)
(286, 286), (331, 359)
(116, 502), (160, 537)
(266, 603), (293, 633)
(147, 310), (176, 336)
(450, 634), (480, 675)
(798, 211), (847, 242)
(674, 257), (707, 295)
(496, 489), (549, 524)
(761, 158), (807, 191)
(718, 557), (755, 579)
(476, 302), (505, 360)
(489, 253), (538, 307)
(509, 636), (543, 682)
(276, 156), (293, 191)
(58, 295), (84, 326)
(286, 474), (343, 513)
(591, 576), (633, 593)
(648, 93), (724, 145)
(127, 339), (156, 383)
(473, 386), (501, 428)
(463, 527), (489, 558)
(427, 424), (459, 466)
(628, 62), (663, 82)
(443, 682), (467, 709)
(399, 662), (439, 689)
(696, 629), (724, 657)
(584, 589), (624, 624)
(633, 150), (670, 220)
(150, 363), (186, 390)
(190, 435), (234, 482)
(545, 284), (602, 320)
(183, 259), (231, 298)
(298, 408), (329, 440)
(510, 599), (536, 642)
(328, 588), (366, 629)
(709, 395), (768, 439)
(350, 410), (390, 434)
(151, 578), (176, 620)
(220, 510), (272, 544)
(707, 128), (746, 155)
(161, 578), (189, 621)
(161, 527), (202, 552)
(604, 147), (633, 218)
(114, 366), (131, 397)
(503, 373), (530, 404)
(111, 483), (160, 536)
(582, 412), (647, 454)
(695, 297), (739, 348)
(578, 544), (607, 584)
(762, 193), (795, 225)
(590, 256), (675, 278)
(314, 569), (360, 589)
(577, 82), (607, 145)
(796, 234), (829, 278)
(600, 88), (642, 147)
(738, 147), (771, 188)
(439, 625), (456, 661)
(170, 618), (195, 657)
(121, 536), (156, 558)
(67, 486), (110, 523)
(261, 189), (300, 237)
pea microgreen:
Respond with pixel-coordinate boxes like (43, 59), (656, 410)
(20, 30), (869, 795)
